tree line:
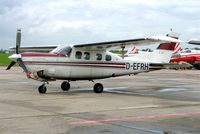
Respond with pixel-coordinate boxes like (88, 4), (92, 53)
(0, 49), (9, 53)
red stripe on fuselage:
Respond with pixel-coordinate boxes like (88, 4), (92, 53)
(24, 61), (158, 70)
(24, 61), (126, 65)
(24, 61), (126, 68)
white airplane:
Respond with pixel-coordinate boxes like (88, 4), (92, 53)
(7, 29), (181, 94)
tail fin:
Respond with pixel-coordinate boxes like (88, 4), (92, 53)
(152, 30), (181, 62)
(125, 31), (181, 63)
(165, 31), (181, 54)
(125, 41), (178, 63)
(157, 42), (177, 51)
(172, 43), (181, 54)
(152, 42), (177, 63)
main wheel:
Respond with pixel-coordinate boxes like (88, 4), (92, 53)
(61, 81), (70, 91)
(38, 84), (47, 94)
(93, 83), (104, 93)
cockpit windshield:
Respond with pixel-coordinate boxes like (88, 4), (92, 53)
(50, 45), (72, 56)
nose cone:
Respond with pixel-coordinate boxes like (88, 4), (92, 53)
(8, 54), (21, 61)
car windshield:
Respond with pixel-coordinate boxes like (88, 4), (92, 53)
(50, 46), (72, 56)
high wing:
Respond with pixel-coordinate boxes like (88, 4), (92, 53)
(73, 35), (182, 51)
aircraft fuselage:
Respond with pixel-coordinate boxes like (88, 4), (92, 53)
(21, 48), (149, 81)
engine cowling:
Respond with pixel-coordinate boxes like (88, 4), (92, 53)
(30, 70), (56, 81)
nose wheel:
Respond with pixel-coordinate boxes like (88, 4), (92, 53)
(93, 83), (104, 93)
(38, 84), (47, 94)
(61, 81), (70, 91)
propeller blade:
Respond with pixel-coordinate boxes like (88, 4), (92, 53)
(17, 58), (28, 73)
(6, 61), (16, 70)
(16, 29), (21, 54)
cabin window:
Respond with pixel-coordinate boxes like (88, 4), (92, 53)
(75, 51), (82, 59)
(84, 52), (90, 60)
(96, 53), (102, 60)
(105, 55), (112, 61)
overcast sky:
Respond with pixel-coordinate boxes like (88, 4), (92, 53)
(0, 0), (200, 49)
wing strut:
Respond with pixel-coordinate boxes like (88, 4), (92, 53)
(121, 45), (125, 59)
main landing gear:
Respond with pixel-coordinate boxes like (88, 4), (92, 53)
(93, 83), (104, 93)
(37, 81), (104, 94)
(60, 81), (104, 93)
(61, 81), (70, 91)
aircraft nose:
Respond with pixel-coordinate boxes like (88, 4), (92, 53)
(8, 54), (21, 61)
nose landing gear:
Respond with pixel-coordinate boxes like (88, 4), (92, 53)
(38, 84), (47, 94)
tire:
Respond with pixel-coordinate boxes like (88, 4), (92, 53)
(38, 84), (47, 94)
(194, 63), (200, 70)
(61, 81), (70, 91)
(93, 83), (104, 93)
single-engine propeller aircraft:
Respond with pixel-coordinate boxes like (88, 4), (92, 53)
(7, 29), (181, 94)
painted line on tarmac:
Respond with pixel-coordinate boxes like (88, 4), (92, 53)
(118, 105), (160, 110)
(67, 111), (200, 125)
(158, 88), (187, 92)
(105, 89), (155, 96)
(0, 81), (32, 84)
